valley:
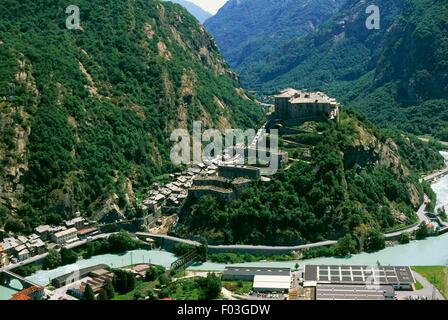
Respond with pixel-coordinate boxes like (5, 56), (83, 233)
(0, 0), (447, 303)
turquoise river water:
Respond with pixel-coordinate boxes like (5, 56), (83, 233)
(1, 152), (447, 299)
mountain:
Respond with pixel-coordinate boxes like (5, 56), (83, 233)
(205, 0), (346, 74)
(214, 0), (448, 139)
(0, 0), (263, 231)
(346, 0), (448, 138)
(246, 0), (405, 88)
(176, 113), (444, 246)
(165, 0), (212, 23)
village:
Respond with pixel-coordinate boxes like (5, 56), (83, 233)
(0, 215), (99, 267)
(1, 87), (336, 274)
(139, 88), (339, 231)
(1, 89), (445, 301)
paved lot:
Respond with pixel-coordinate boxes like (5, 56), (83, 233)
(395, 271), (445, 300)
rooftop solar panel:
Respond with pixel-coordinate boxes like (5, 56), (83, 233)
(304, 265), (415, 285)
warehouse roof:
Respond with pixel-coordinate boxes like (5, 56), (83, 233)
(253, 275), (291, 291)
(304, 265), (415, 285)
(316, 284), (395, 300)
(223, 267), (291, 277)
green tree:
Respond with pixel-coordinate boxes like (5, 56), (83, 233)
(158, 273), (171, 286)
(365, 229), (385, 252)
(107, 232), (139, 253)
(197, 238), (208, 262)
(399, 232), (411, 244)
(83, 242), (96, 259)
(84, 284), (95, 300)
(159, 288), (170, 299)
(416, 223), (430, 240)
(4, 218), (25, 234)
(97, 289), (109, 300)
(438, 208), (447, 222)
(335, 234), (357, 257)
(0, 204), (10, 224)
(60, 248), (78, 265)
(145, 265), (165, 281)
(104, 280), (115, 299)
(112, 269), (136, 294)
(43, 249), (62, 270)
(201, 273), (222, 300)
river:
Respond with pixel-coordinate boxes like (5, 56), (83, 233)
(20, 231), (448, 289)
(432, 151), (448, 210)
(1, 152), (447, 299)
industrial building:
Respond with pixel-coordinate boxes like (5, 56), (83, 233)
(304, 265), (415, 290)
(222, 267), (291, 293)
(315, 284), (395, 300)
(253, 275), (291, 293)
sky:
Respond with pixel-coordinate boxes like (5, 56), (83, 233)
(188, 0), (228, 14)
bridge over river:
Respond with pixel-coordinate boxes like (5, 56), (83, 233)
(0, 270), (43, 291)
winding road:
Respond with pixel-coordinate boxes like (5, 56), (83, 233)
(135, 162), (448, 254)
(2, 152), (447, 272)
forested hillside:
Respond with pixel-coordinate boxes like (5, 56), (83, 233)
(176, 112), (443, 246)
(243, 0), (404, 88)
(341, 0), (448, 138)
(165, 0), (212, 23)
(206, 0), (448, 139)
(0, 0), (263, 232)
(205, 0), (345, 73)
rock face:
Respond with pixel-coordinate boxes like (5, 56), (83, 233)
(340, 117), (422, 208)
(0, 0), (263, 226)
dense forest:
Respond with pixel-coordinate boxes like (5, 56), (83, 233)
(0, 0), (263, 232)
(207, 0), (448, 139)
(205, 0), (345, 71)
(176, 112), (443, 246)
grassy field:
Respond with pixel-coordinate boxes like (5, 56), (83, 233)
(223, 281), (253, 295)
(170, 278), (205, 300)
(414, 280), (424, 290)
(412, 266), (448, 299)
(113, 279), (158, 300)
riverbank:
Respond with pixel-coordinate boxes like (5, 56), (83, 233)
(0, 229), (445, 300)
(1, 154), (447, 300)
(20, 230), (448, 287)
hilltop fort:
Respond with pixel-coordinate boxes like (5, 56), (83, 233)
(273, 89), (341, 124)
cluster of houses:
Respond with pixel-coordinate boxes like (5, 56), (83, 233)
(9, 285), (46, 301)
(141, 163), (220, 216)
(0, 215), (99, 266)
(139, 110), (295, 217)
(1, 234), (46, 263)
(141, 161), (271, 216)
(67, 267), (115, 299)
(189, 168), (257, 202)
(55, 264), (151, 300)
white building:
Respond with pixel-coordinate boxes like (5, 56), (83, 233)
(65, 217), (86, 229)
(52, 228), (78, 244)
(252, 275), (291, 293)
(17, 249), (30, 261)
